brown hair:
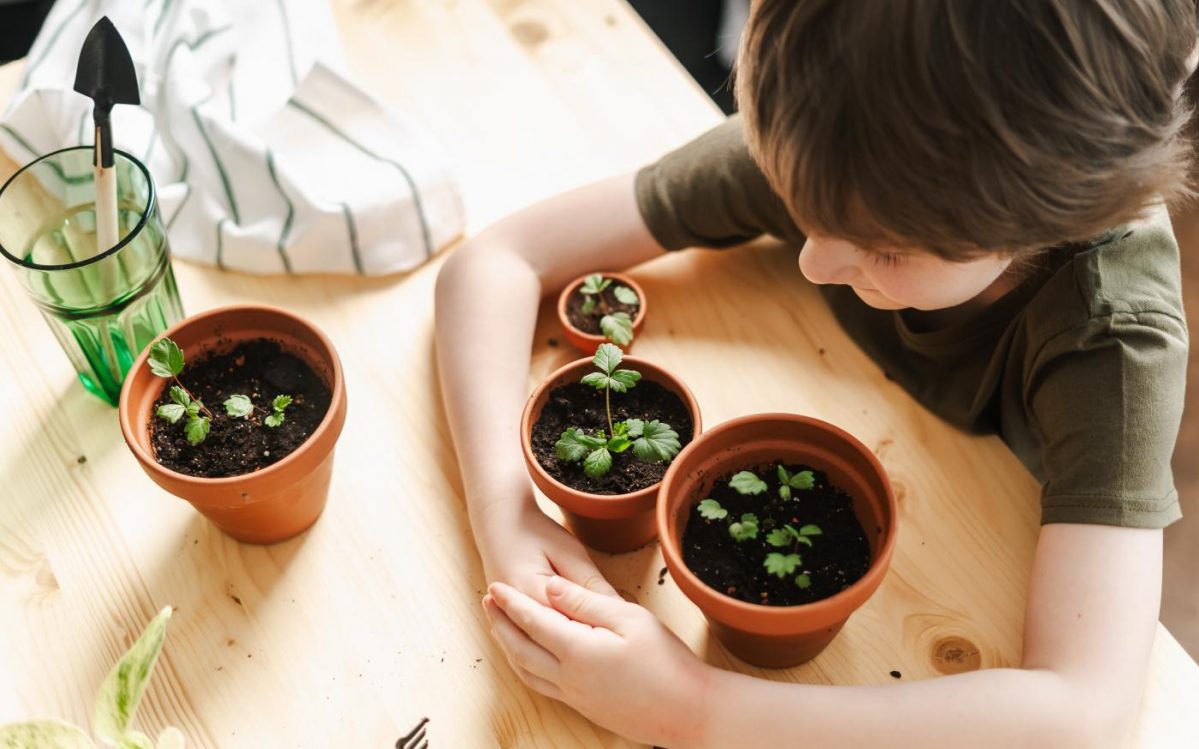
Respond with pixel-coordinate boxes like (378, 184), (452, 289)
(736, 0), (1198, 258)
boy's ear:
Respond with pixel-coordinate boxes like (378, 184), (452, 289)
(1187, 42), (1199, 76)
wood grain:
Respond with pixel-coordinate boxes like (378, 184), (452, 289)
(0, 2), (1196, 747)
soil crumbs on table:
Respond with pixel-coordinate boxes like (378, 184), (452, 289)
(682, 463), (872, 607)
(151, 339), (332, 478)
(531, 380), (692, 494)
(565, 277), (639, 334)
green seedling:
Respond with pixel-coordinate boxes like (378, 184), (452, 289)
(729, 512), (759, 541)
(691, 469), (824, 591)
(577, 273), (640, 346)
(265, 394), (292, 427)
(224, 393), (291, 429)
(729, 470), (768, 495)
(554, 343), (681, 478)
(150, 338), (293, 446)
(766, 523), (823, 549)
(698, 498), (728, 520)
(764, 519), (821, 589)
(764, 552), (802, 577)
(0, 607), (185, 749)
(149, 338), (211, 446)
(224, 394), (253, 418)
(777, 464), (815, 499)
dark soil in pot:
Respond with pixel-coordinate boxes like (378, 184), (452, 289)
(150, 339), (332, 478)
(565, 277), (640, 334)
(682, 463), (872, 606)
(531, 381), (692, 494)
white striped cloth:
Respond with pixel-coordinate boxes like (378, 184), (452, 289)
(1, 0), (465, 275)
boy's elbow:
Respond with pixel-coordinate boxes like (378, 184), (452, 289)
(1032, 670), (1139, 749)
(434, 238), (476, 305)
(434, 237), (539, 311)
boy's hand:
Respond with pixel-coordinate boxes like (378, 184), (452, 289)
(483, 576), (710, 748)
(474, 498), (618, 605)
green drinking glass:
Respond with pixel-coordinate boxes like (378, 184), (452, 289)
(0, 146), (184, 406)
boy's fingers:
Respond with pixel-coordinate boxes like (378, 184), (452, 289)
(518, 668), (564, 700)
(550, 551), (619, 598)
(546, 575), (629, 631)
(489, 582), (591, 655)
(484, 596), (561, 681)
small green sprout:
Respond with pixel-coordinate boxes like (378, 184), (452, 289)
(692, 466), (824, 593)
(149, 338), (211, 446)
(599, 311), (634, 346)
(224, 392), (291, 427)
(766, 523), (822, 548)
(555, 344), (681, 478)
(265, 395), (292, 428)
(764, 552), (802, 578)
(729, 470), (768, 495)
(149, 338), (292, 445)
(578, 274), (611, 315)
(224, 394), (253, 418)
(729, 513), (759, 542)
(577, 274), (640, 345)
(777, 464), (815, 499)
(764, 514), (821, 589)
(613, 285), (640, 305)
(698, 498), (728, 520)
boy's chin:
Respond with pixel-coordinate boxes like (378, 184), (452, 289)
(852, 286), (908, 310)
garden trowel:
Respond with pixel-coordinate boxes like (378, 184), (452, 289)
(73, 16), (139, 259)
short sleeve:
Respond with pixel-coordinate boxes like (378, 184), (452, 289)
(1028, 311), (1188, 528)
(634, 115), (804, 250)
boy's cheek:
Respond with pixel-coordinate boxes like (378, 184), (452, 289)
(852, 286), (908, 310)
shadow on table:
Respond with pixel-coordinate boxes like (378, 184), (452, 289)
(0, 378), (122, 531)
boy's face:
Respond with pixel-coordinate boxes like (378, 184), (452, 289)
(799, 234), (1013, 311)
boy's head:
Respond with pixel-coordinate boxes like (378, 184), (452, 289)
(736, 0), (1198, 311)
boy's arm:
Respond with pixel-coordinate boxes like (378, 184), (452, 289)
(697, 523), (1161, 748)
(485, 523), (1162, 749)
(434, 172), (665, 603)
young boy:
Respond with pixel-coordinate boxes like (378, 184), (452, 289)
(434, 1), (1195, 746)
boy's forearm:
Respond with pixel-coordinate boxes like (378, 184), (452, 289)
(693, 666), (1117, 749)
(434, 242), (542, 521)
(689, 525), (1159, 749)
(433, 172), (663, 524)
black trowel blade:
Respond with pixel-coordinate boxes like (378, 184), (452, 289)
(73, 16), (140, 112)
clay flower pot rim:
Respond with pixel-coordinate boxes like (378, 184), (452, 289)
(117, 303), (346, 488)
(556, 271), (647, 343)
(658, 412), (898, 620)
(520, 353), (698, 505)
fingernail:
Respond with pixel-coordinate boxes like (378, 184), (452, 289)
(546, 576), (567, 596)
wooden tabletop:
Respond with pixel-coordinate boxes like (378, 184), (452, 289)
(1, 1), (1197, 747)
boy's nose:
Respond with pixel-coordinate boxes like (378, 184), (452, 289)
(799, 236), (860, 285)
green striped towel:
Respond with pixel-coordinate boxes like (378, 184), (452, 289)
(1, 0), (466, 275)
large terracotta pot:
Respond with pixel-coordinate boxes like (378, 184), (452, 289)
(119, 305), (347, 544)
(658, 413), (897, 668)
(521, 355), (700, 553)
(557, 272), (647, 354)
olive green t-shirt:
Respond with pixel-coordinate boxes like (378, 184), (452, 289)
(635, 116), (1188, 528)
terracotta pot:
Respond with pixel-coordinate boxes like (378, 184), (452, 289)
(521, 355), (700, 553)
(119, 305), (347, 544)
(557, 272), (647, 354)
(657, 413), (897, 668)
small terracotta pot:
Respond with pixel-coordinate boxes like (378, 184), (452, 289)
(557, 272), (647, 354)
(119, 305), (348, 544)
(521, 355), (700, 553)
(658, 413), (897, 668)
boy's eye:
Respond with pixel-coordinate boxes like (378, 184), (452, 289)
(871, 252), (905, 268)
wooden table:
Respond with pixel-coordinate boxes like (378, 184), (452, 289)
(1, 1), (1196, 746)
